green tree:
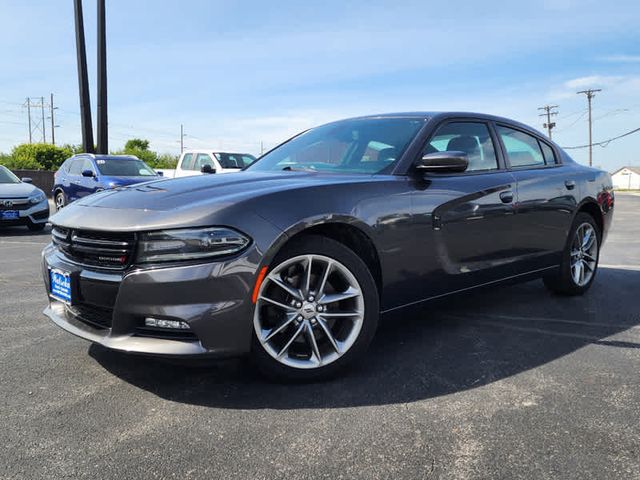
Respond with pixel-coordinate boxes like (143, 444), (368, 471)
(111, 138), (177, 169)
(2, 143), (74, 170)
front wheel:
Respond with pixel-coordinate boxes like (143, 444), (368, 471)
(251, 235), (379, 381)
(543, 212), (600, 295)
(54, 191), (66, 211)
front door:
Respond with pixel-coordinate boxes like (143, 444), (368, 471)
(411, 121), (519, 298)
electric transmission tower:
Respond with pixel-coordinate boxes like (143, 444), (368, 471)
(24, 97), (48, 143)
(538, 105), (558, 139)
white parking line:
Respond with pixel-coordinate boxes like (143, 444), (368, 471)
(0, 240), (49, 246)
(599, 264), (640, 271)
(474, 320), (639, 346)
(445, 313), (639, 330)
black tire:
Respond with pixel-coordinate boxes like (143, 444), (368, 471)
(27, 222), (46, 232)
(543, 212), (601, 296)
(54, 191), (66, 211)
(251, 235), (379, 382)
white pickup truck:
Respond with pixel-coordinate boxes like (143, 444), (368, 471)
(174, 150), (256, 178)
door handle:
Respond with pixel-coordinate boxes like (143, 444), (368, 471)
(499, 191), (514, 203)
(565, 180), (576, 190)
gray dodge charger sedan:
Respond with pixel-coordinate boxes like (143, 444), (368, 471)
(42, 112), (614, 380)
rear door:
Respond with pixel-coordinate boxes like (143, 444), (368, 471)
(495, 124), (576, 273)
(411, 120), (519, 297)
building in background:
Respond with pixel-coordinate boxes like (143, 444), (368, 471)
(611, 167), (640, 190)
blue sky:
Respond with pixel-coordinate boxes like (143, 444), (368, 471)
(0, 0), (639, 171)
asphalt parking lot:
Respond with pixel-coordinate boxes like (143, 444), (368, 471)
(1, 194), (638, 480)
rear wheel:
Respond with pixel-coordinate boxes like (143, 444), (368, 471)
(543, 212), (600, 295)
(54, 191), (66, 211)
(251, 235), (379, 381)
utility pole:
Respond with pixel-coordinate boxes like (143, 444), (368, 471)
(538, 105), (558, 139)
(50, 93), (58, 145)
(577, 89), (602, 167)
(26, 98), (32, 143)
(180, 124), (186, 153)
(260, 141), (264, 155)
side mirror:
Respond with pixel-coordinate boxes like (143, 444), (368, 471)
(415, 151), (468, 173)
(81, 169), (96, 178)
(156, 171), (164, 177)
(201, 164), (216, 174)
(21, 177), (33, 183)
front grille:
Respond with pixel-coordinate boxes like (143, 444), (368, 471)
(65, 304), (113, 329)
(52, 227), (136, 270)
(0, 198), (30, 211)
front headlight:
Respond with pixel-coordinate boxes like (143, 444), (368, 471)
(136, 227), (250, 263)
(29, 192), (46, 204)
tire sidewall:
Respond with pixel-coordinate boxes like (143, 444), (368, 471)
(559, 212), (601, 293)
(250, 235), (379, 382)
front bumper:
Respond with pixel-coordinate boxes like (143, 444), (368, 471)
(0, 200), (49, 226)
(42, 242), (261, 358)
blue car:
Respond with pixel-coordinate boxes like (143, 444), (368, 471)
(53, 154), (161, 210)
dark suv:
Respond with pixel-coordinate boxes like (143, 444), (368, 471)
(53, 154), (160, 210)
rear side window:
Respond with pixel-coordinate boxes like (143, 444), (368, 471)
(539, 141), (557, 165)
(425, 122), (499, 172)
(497, 126), (545, 168)
(180, 153), (194, 170)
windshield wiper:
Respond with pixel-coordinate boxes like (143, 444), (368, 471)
(282, 166), (316, 172)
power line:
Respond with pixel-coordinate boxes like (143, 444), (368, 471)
(538, 105), (558, 139)
(562, 126), (640, 150)
(577, 88), (602, 167)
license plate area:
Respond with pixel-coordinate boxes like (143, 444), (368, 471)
(0, 210), (19, 220)
(49, 268), (73, 304)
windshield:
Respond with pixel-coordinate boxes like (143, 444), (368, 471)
(96, 158), (157, 177)
(0, 166), (20, 184)
(248, 117), (425, 174)
(215, 153), (256, 169)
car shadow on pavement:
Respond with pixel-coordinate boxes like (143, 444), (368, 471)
(90, 266), (640, 409)
(0, 224), (51, 237)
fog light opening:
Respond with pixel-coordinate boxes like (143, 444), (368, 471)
(144, 317), (191, 330)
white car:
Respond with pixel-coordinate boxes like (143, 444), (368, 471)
(174, 150), (256, 178)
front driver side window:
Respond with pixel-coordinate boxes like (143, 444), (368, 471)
(425, 122), (498, 172)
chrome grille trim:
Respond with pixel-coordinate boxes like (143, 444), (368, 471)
(52, 226), (136, 270)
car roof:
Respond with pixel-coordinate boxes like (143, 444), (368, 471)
(71, 154), (140, 161)
(182, 150), (253, 155)
(334, 111), (549, 142)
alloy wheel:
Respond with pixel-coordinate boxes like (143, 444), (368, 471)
(55, 193), (65, 210)
(253, 254), (365, 370)
(570, 222), (598, 287)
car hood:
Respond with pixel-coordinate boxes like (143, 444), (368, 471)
(49, 171), (374, 231)
(0, 182), (39, 198)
